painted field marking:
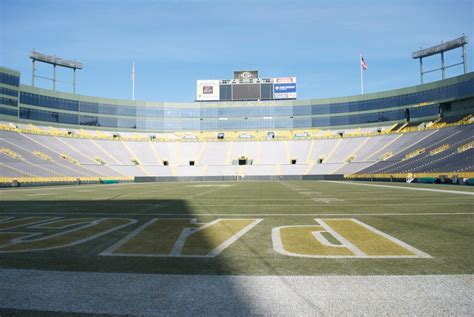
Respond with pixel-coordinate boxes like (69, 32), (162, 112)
(189, 195), (301, 198)
(2, 212), (473, 217)
(324, 181), (474, 196)
(189, 185), (233, 188)
(30, 218), (98, 229)
(272, 218), (431, 258)
(0, 217), (61, 231)
(311, 198), (344, 203)
(102, 183), (194, 200)
(298, 191), (323, 195)
(114, 202), (474, 207)
(184, 185), (232, 199)
(26, 193), (49, 196)
(194, 198), (326, 201)
(135, 185), (234, 213)
(272, 224), (356, 257)
(0, 218), (137, 253)
(101, 218), (262, 258)
(170, 196), (469, 202)
(0, 217), (14, 223)
(336, 218), (431, 257)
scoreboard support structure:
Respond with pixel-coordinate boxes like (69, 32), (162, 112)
(196, 70), (297, 102)
(412, 35), (468, 84)
(30, 50), (83, 94)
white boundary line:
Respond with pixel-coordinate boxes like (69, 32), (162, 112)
(1, 212), (473, 217)
(146, 203), (468, 207)
(311, 198), (344, 203)
(324, 181), (474, 196)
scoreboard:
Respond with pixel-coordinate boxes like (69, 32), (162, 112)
(196, 71), (297, 102)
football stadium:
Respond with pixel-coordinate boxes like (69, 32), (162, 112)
(1, 2), (474, 316)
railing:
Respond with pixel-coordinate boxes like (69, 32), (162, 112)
(0, 176), (133, 185)
(345, 172), (474, 179)
(0, 114), (472, 143)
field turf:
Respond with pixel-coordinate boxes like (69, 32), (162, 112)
(0, 180), (473, 276)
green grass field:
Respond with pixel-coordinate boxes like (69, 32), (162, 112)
(0, 180), (473, 276)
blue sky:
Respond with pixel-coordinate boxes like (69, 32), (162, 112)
(1, 0), (472, 102)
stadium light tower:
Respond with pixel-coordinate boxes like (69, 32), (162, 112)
(412, 35), (468, 84)
(30, 50), (84, 93)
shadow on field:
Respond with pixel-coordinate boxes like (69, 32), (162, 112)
(0, 199), (191, 214)
(0, 198), (256, 314)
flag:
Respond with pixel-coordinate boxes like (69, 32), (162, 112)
(131, 62), (135, 81)
(360, 56), (368, 71)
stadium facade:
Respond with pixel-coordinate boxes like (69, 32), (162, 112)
(1, 66), (473, 133)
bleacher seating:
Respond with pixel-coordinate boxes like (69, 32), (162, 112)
(0, 120), (472, 183)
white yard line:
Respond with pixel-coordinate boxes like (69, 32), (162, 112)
(184, 185), (232, 199)
(1, 203), (471, 209)
(135, 185), (234, 213)
(1, 212), (473, 217)
(324, 181), (474, 196)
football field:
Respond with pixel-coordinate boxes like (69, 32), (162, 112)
(0, 180), (473, 315)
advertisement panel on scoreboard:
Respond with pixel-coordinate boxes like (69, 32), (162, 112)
(273, 77), (297, 99)
(274, 77), (296, 84)
(196, 80), (220, 101)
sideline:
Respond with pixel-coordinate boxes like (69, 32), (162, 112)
(0, 180), (238, 193)
(0, 269), (471, 315)
(1, 212), (473, 217)
(324, 181), (474, 196)
(0, 182), (149, 192)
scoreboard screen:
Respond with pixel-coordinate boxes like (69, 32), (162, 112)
(232, 84), (260, 101)
(196, 72), (296, 102)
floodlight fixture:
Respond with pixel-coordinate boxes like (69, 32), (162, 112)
(29, 50), (84, 93)
(411, 35), (468, 84)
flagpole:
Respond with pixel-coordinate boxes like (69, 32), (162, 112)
(360, 54), (364, 95)
(132, 62), (135, 101)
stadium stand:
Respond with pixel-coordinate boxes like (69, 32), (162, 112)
(1, 121), (472, 185)
(0, 65), (473, 185)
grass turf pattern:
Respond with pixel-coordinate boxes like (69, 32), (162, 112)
(0, 181), (472, 275)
